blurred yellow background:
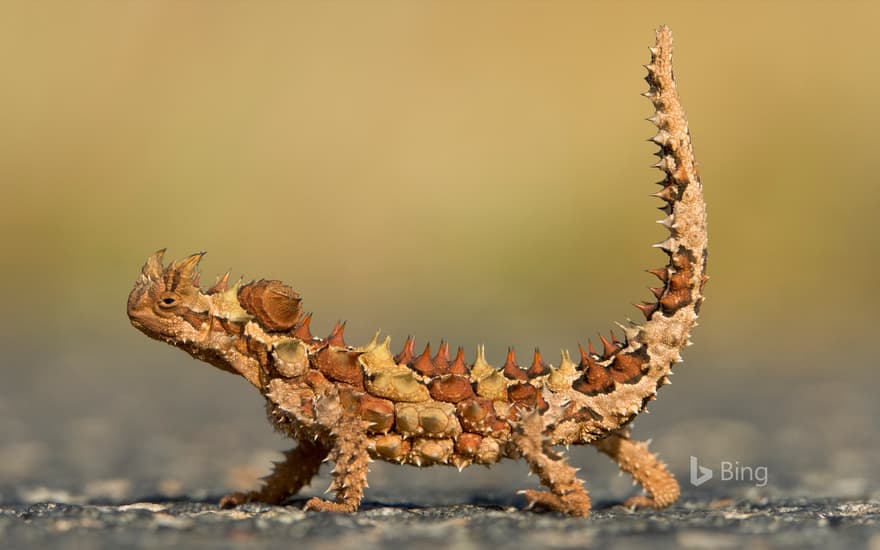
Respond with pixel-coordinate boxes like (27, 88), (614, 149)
(2, 2), (878, 371)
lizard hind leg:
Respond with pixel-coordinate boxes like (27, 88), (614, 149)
(513, 414), (592, 517)
(593, 431), (680, 509)
(303, 417), (371, 513)
(219, 438), (328, 508)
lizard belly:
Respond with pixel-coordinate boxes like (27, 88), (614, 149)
(367, 432), (510, 468)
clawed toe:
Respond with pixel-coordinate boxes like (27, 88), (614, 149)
(303, 497), (358, 513)
(219, 492), (250, 509)
(622, 495), (660, 510)
(520, 489), (565, 511)
(519, 489), (590, 517)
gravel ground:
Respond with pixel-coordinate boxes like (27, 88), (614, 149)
(2, 498), (878, 549)
(1, 340), (878, 549)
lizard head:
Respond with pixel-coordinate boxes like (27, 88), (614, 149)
(127, 249), (212, 346)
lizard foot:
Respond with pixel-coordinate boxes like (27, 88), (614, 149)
(519, 489), (591, 517)
(219, 492), (253, 508)
(303, 497), (358, 513)
(622, 495), (661, 510)
(594, 432), (680, 511)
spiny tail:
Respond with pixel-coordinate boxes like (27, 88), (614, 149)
(567, 26), (707, 414)
(634, 25), (708, 382)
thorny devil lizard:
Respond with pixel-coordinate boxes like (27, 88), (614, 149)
(127, 26), (707, 517)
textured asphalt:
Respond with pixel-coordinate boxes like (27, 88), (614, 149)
(1, 341), (877, 549)
(2, 498), (878, 550)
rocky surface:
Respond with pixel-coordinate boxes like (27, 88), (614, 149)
(1, 340), (877, 548)
(1, 497), (878, 549)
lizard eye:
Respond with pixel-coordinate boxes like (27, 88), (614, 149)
(157, 295), (178, 309)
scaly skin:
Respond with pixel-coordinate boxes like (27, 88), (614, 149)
(127, 26), (706, 517)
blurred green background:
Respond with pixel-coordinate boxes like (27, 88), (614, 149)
(0, 2), (877, 502)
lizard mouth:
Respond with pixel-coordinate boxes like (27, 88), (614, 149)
(128, 315), (162, 339)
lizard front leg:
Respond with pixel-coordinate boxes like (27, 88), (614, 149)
(219, 438), (328, 507)
(303, 417), (371, 513)
(593, 431), (680, 509)
(513, 414), (592, 517)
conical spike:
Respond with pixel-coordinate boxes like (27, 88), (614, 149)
(600, 335), (616, 358)
(646, 112), (667, 127)
(219, 277), (244, 310)
(527, 347), (550, 377)
(647, 267), (668, 281)
(449, 346), (467, 374)
(559, 349), (575, 370)
(327, 321), (347, 347)
(502, 347), (527, 380)
(412, 342), (433, 374)
(292, 313), (313, 340)
(395, 335), (415, 365)
(577, 343), (590, 365)
(165, 252), (205, 290)
(380, 336), (392, 352)
(653, 238), (675, 252)
(363, 330), (381, 350)
(649, 130), (671, 146)
(651, 185), (678, 202)
(634, 302), (659, 320)
(649, 286), (665, 299)
(588, 341), (597, 357)
(469, 344), (493, 379)
(656, 214), (675, 229)
(503, 347), (517, 368)
(176, 252), (205, 282)
(433, 340), (450, 368)
(651, 156), (675, 172)
(141, 249), (166, 280)
(474, 344), (488, 368)
(614, 321), (639, 344)
(207, 272), (230, 294)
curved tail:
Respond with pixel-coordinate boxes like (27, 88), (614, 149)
(636, 25), (708, 367)
(556, 26), (707, 438)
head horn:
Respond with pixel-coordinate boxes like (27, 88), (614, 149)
(164, 251), (206, 290)
(141, 249), (166, 280)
